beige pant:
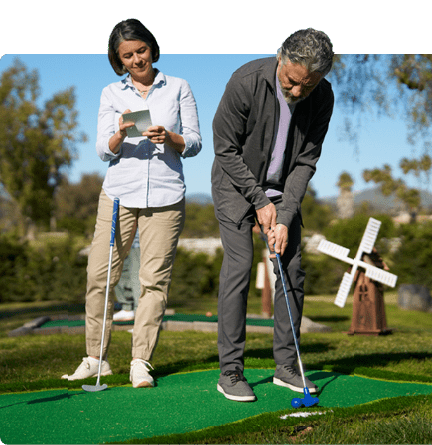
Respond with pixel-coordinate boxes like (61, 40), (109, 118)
(85, 190), (185, 361)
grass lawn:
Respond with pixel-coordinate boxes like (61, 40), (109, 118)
(1, 292), (431, 443)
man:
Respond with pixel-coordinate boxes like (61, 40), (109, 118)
(211, 28), (334, 402)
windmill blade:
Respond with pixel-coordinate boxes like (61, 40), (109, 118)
(334, 272), (354, 308)
(359, 218), (381, 254)
(317, 240), (350, 262)
(364, 265), (398, 287)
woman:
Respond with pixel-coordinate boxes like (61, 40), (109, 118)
(62, 19), (202, 387)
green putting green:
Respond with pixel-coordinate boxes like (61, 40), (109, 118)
(1, 369), (431, 444)
(40, 313), (274, 328)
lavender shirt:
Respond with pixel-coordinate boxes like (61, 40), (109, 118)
(265, 75), (296, 197)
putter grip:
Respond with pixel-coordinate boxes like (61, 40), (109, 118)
(110, 198), (120, 247)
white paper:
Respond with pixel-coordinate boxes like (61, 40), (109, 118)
(123, 110), (152, 138)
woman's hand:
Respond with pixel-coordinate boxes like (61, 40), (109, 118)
(143, 125), (168, 145)
(108, 109), (135, 154)
(119, 109), (135, 138)
(143, 125), (186, 154)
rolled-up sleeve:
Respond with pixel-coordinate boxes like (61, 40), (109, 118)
(96, 88), (122, 162)
(179, 80), (202, 158)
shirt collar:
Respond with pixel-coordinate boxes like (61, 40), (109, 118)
(121, 68), (165, 90)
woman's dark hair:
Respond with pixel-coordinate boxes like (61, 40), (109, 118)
(108, 19), (160, 75)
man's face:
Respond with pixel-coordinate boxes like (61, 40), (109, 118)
(277, 58), (323, 104)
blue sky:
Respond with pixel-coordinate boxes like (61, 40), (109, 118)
(0, 53), (423, 200)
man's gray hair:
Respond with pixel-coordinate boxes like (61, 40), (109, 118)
(277, 28), (334, 77)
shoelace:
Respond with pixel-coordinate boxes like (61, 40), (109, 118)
(224, 367), (247, 384)
(131, 359), (154, 372)
(69, 358), (95, 378)
(77, 357), (92, 371)
(281, 365), (298, 376)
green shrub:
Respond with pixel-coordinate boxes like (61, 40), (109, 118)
(170, 247), (223, 301)
(170, 234), (265, 303)
(392, 221), (432, 289)
(0, 234), (87, 303)
(302, 253), (345, 295)
(323, 213), (396, 256)
(0, 234), (27, 302)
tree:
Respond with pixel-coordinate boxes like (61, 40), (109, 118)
(181, 202), (220, 238)
(400, 153), (432, 190)
(391, 55), (432, 145)
(55, 173), (104, 236)
(336, 172), (354, 219)
(362, 164), (420, 215)
(330, 55), (432, 216)
(301, 184), (335, 232)
(0, 58), (86, 238)
(330, 55), (432, 174)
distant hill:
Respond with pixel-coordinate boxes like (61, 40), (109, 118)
(186, 193), (213, 205)
(322, 186), (432, 212)
(185, 187), (432, 212)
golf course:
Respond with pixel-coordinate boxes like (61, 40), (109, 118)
(1, 293), (431, 444)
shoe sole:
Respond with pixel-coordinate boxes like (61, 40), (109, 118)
(217, 384), (256, 402)
(62, 370), (113, 380)
(133, 380), (154, 388)
(273, 377), (318, 394)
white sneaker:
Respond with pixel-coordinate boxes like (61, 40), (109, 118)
(113, 309), (135, 321)
(61, 357), (113, 381)
(130, 359), (154, 388)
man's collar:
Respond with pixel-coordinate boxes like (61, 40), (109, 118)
(263, 58), (279, 91)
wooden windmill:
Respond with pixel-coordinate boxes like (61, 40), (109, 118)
(317, 218), (398, 335)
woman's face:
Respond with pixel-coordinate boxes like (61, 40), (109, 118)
(118, 39), (153, 80)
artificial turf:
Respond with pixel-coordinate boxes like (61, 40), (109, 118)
(1, 369), (431, 444)
(40, 313), (275, 328)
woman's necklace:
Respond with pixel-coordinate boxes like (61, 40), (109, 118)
(137, 85), (151, 96)
(132, 72), (155, 97)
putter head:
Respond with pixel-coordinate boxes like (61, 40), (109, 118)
(302, 387), (319, 407)
(290, 388), (319, 409)
(291, 397), (303, 408)
(82, 383), (108, 392)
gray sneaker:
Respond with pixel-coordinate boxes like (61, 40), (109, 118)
(273, 365), (319, 394)
(217, 367), (256, 402)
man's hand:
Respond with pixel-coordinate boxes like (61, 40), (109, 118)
(256, 204), (289, 257)
(271, 223), (289, 257)
(256, 203), (277, 237)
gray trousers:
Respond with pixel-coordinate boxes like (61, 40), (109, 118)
(216, 204), (305, 373)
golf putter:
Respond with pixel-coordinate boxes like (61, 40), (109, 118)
(82, 197), (120, 392)
(271, 244), (319, 408)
